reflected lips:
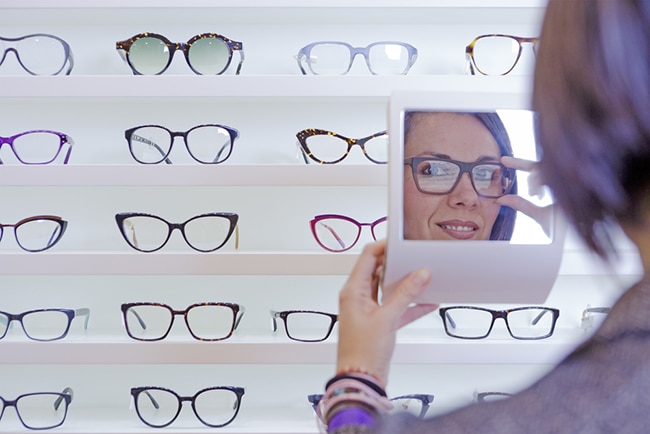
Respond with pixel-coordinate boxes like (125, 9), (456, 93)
(437, 220), (479, 240)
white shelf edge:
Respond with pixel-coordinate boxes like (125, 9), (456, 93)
(0, 165), (387, 186)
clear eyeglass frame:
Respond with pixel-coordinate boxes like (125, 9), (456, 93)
(0, 215), (68, 252)
(296, 129), (387, 165)
(0, 308), (90, 341)
(0, 130), (74, 165)
(580, 305), (611, 331)
(116, 32), (244, 76)
(465, 34), (539, 76)
(438, 306), (560, 340)
(0, 387), (73, 430)
(270, 310), (338, 342)
(310, 214), (387, 253)
(295, 41), (417, 75)
(404, 156), (516, 198)
(0, 33), (74, 76)
(124, 124), (239, 165)
(308, 392), (434, 420)
(130, 386), (245, 428)
(121, 302), (245, 342)
(114, 212), (239, 253)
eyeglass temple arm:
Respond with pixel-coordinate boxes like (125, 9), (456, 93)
(295, 140), (311, 164)
(581, 306), (611, 329)
(269, 310), (281, 332)
(464, 48), (476, 75)
(130, 133), (173, 164)
(63, 50), (75, 75)
(140, 390), (160, 410)
(75, 308), (91, 330)
(46, 223), (64, 247)
(234, 48), (245, 75)
(316, 221), (346, 250)
(127, 308), (148, 331)
(62, 135), (74, 164)
(531, 309), (555, 326)
(233, 225), (239, 250)
(234, 305), (245, 330)
(53, 387), (74, 411)
(124, 220), (139, 249)
(444, 311), (457, 329)
(213, 142), (230, 163)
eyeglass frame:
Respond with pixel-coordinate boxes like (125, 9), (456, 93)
(121, 302), (245, 342)
(124, 124), (239, 165)
(0, 308), (89, 341)
(270, 310), (338, 342)
(130, 385), (245, 428)
(295, 41), (418, 75)
(404, 156), (516, 198)
(310, 214), (387, 253)
(581, 305), (611, 331)
(0, 33), (74, 76)
(308, 393), (434, 419)
(0, 387), (73, 430)
(438, 306), (560, 340)
(116, 32), (244, 76)
(465, 34), (539, 76)
(296, 129), (388, 165)
(0, 215), (68, 252)
(114, 212), (239, 253)
(474, 391), (513, 403)
(0, 130), (74, 165)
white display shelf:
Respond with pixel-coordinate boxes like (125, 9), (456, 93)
(0, 75), (531, 100)
(0, 165), (387, 187)
(0, 330), (582, 365)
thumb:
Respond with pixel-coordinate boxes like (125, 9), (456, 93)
(383, 268), (432, 313)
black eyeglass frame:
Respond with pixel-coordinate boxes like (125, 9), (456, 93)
(114, 212), (239, 253)
(121, 302), (245, 342)
(116, 32), (244, 76)
(404, 156), (516, 198)
(130, 386), (245, 428)
(296, 129), (388, 165)
(438, 306), (560, 340)
(270, 310), (338, 342)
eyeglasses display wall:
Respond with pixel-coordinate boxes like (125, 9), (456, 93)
(0, 1), (641, 433)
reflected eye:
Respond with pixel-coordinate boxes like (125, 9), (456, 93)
(418, 161), (451, 176)
(474, 165), (499, 181)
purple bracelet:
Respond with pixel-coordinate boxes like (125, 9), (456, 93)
(328, 406), (376, 433)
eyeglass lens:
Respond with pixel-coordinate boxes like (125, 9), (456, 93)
(298, 130), (387, 164)
(132, 387), (242, 428)
(469, 35), (538, 76)
(1, 390), (72, 429)
(0, 34), (71, 76)
(310, 215), (387, 252)
(0, 216), (67, 252)
(116, 213), (237, 252)
(387, 395), (433, 419)
(440, 307), (557, 339)
(122, 303), (239, 341)
(0, 131), (71, 165)
(126, 125), (236, 164)
(409, 158), (512, 198)
(299, 42), (414, 75)
(272, 311), (337, 342)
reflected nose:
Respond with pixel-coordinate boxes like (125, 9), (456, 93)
(448, 173), (478, 207)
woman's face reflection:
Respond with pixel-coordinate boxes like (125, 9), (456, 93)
(403, 112), (502, 240)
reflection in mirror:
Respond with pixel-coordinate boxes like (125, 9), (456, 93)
(402, 110), (552, 244)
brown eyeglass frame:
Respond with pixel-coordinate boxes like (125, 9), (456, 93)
(465, 34), (539, 76)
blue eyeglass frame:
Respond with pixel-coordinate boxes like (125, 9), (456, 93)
(295, 41), (418, 75)
(0, 33), (74, 76)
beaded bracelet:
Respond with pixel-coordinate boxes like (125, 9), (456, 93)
(335, 367), (384, 388)
(326, 373), (387, 398)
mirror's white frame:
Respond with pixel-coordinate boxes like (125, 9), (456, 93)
(382, 90), (567, 304)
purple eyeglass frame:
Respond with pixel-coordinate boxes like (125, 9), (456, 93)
(0, 130), (74, 165)
(310, 214), (387, 252)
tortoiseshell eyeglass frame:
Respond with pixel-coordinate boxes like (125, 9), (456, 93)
(270, 310), (338, 342)
(309, 214), (387, 253)
(296, 128), (388, 164)
(121, 302), (245, 342)
(115, 32), (244, 75)
(465, 34), (539, 76)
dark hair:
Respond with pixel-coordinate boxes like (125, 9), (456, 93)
(404, 111), (518, 240)
(533, 0), (650, 257)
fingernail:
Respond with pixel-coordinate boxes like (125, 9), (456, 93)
(412, 268), (431, 285)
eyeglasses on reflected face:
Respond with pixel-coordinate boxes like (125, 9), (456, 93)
(0, 215), (68, 252)
(465, 34), (539, 76)
(0, 130), (74, 165)
(116, 32), (244, 75)
(404, 157), (515, 198)
(270, 310), (338, 342)
(438, 306), (560, 340)
(295, 41), (417, 75)
(125, 124), (239, 165)
(308, 393), (434, 420)
(115, 212), (239, 253)
(131, 386), (244, 428)
(296, 129), (387, 165)
(0, 308), (89, 341)
(0, 387), (73, 430)
(0, 34), (74, 75)
(121, 302), (245, 342)
(310, 214), (387, 253)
